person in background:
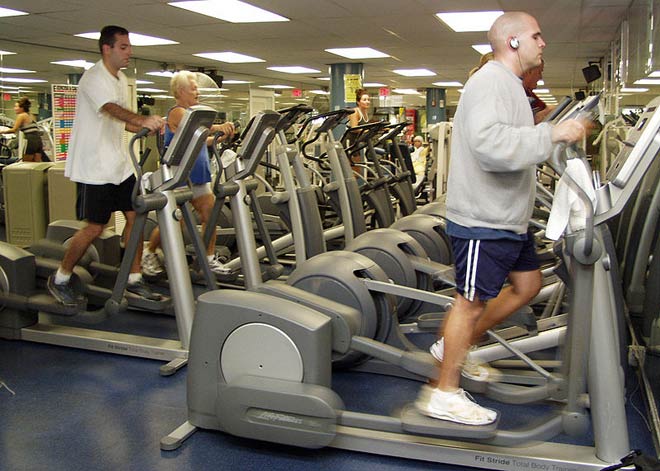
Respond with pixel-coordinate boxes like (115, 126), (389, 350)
(410, 135), (428, 189)
(141, 70), (235, 277)
(349, 88), (370, 128)
(346, 88), (371, 172)
(0, 97), (47, 162)
(415, 11), (590, 425)
(523, 60), (555, 123)
(47, 25), (165, 306)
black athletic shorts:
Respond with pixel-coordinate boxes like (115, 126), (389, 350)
(76, 175), (136, 224)
(450, 232), (539, 302)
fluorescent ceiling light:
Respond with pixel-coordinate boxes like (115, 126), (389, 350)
(472, 44), (492, 55)
(194, 52), (264, 63)
(137, 88), (167, 93)
(0, 77), (47, 83)
(432, 81), (463, 87)
(648, 71), (660, 78)
(75, 32), (178, 46)
(325, 47), (389, 59)
(146, 71), (175, 78)
(223, 80), (253, 84)
(0, 7), (28, 17)
(169, 0), (289, 23)
(153, 95), (174, 99)
(0, 67), (35, 73)
(136, 80), (154, 85)
(634, 79), (660, 85)
(259, 84), (294, 89)
(364, 82), (386, 87)
(393, 69), (436, 77)
(393, 88), (420, 95)
(0, 85), (21, 90)
(0, 50), (16, 56)
(436, 11), (503, 32)
(537, 80), (545, 86)
(316, 77), (330, 81)
(309, 90), (329, 95)
(50, 60), (95, 70)
(533, 88), (550, 94)
(621, 87), (649, 93)
(267, 66), (321, 74)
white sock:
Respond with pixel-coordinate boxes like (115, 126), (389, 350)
(207, 254), (216, 262)
(54, 268), (71, 285)
(128, 273), (142, 285)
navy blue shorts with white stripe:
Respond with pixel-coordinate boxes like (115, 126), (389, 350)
(449, 233), (539, 302)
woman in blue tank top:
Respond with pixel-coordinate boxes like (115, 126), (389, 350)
(143, 71), (235, 276)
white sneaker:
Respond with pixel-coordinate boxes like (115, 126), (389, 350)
(142, 250), (164, 277)
(415, 385), (497, 425)
(429, 338), (501, 382)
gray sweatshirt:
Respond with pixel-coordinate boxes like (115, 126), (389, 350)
(446, 60), (554, 234)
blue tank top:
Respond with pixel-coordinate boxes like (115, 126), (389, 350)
(164, 105), (211, 185)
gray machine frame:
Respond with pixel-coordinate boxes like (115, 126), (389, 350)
(161, 98), (660, 469)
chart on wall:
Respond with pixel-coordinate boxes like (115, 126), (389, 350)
(51, 84), (77, 161)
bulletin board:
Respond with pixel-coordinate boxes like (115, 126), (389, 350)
(51, 84), (77, 161)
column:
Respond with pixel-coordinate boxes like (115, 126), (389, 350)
(426, 88), (446, 123)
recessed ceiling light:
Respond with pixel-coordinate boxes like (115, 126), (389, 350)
(75, 32), (178, 46)
(50, 60), (95, 70)
(0, 77), (47, 83)
(621, 87), (649, 93)
(634, 79), (660, 85)
(259, 84), (294, 89)
(267, 66), (321, 74)
(194, 52), (264, 63)
(169, 0), (289, 23)
(146, 71), (175, 78)
(436, 11), (503, 32)
(0, 7), (28, 17)
(0, 67), (35, 73)
(325, 47), (389, 59)
(472, 44), (492, 55)
(432, 81), (463, 87)
(393, 69), (436, 77)
(393, 88), (420, 95)
(223, 80), (253, 84)
(364, 82), (386, 87)
(137, 88), (167, 93)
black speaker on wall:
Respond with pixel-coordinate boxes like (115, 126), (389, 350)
(582, 64), (601, 83)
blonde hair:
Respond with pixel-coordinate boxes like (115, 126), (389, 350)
(170, 70), (197, 99)
(469, 52), (494, 77)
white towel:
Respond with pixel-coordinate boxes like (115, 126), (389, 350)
(545, 159), (597, 240)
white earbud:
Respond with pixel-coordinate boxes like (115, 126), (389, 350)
(509, 37), (520, 50)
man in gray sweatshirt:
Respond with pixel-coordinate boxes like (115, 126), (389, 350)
(416, 11), (589, 425)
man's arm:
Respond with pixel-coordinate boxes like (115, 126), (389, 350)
(101, 103), (164, 133)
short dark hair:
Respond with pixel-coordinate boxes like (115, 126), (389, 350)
(99, 25), (129, 53)
(17, 97), (31, 113)
(355, 88), (368, 104)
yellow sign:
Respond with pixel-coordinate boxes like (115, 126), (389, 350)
(344, 74), (362, 104)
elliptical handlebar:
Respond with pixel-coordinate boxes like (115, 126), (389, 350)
(375, 121), (408, 147)
(341, 120), (389, 155)
(297, 108), (354, 140)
